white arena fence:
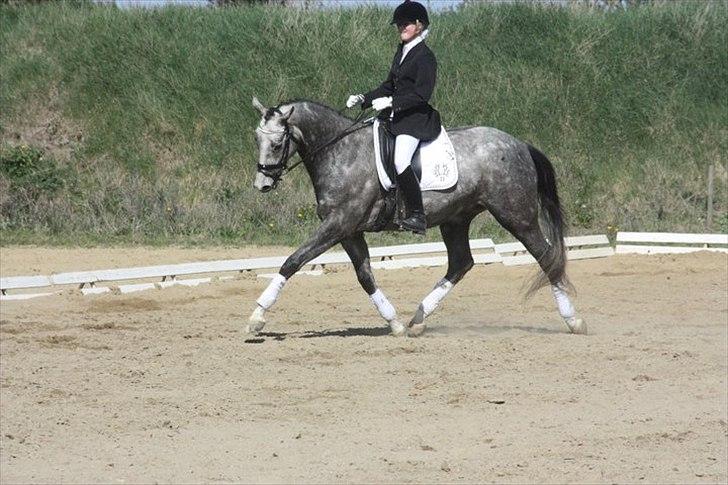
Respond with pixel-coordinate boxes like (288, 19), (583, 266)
(1, 232), (725, 301)
(615, 232), (728, 255)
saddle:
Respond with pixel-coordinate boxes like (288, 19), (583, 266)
(371, 119), (457, 232)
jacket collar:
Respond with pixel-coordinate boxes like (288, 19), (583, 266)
(397, 40), (426, 67)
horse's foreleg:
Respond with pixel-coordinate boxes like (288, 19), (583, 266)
(409, 222), (474, 337)
(341, 233), (406, 336)
(247, 219), (345, 334)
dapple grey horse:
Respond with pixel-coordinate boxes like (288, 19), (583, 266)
(248, 97), (586, 337)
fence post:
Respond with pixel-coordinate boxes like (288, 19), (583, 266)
(707, 163), (714, 231)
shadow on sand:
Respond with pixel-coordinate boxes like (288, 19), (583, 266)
(243, 322), (564, 343)
(243, 326), (391, 343)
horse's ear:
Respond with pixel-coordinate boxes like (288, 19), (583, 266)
(252, 97), (266, 116)
(280, 105), (295, 121)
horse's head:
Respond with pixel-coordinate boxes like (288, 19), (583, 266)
(252, 97), (304, 192)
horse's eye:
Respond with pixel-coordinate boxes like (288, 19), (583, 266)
(272, 143), (282, 150)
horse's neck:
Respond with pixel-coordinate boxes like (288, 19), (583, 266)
(290, 104), (351, 180)
(291, 104), (349, 148)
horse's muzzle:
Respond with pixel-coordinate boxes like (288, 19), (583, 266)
(254, 172), (275, 192)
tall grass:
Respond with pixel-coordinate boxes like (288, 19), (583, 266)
(0, 1), (726, 246)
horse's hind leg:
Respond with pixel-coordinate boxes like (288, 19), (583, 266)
(341, 233), (406, 336)
(494, 215), (586, 335)
(408, 221), (475, 337)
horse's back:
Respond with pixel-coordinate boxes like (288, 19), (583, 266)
(447, 125), (527, 151)
(446, 125), (533, 175)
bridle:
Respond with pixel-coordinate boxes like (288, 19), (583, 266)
(255, 108), (374, 189)
(255, 123), (298, 188)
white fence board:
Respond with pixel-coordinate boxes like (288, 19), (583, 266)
(566, 234), (610, 246)
(495, 242), (527, 255)
(370, 242), (446, 258)
(1, 275), (53, 291)
(473, 253), (503, 265)
(0, 291), (58, 301)
(118, 283), (158, 294)
(616, 232), (728, 255)
(81, 287), (111, 296)
(501, 243), (615, 267)
(615, 245), (728, 255)
(496, 235), (611, 257)
(501, 254), (537, 266)
(568, 246), (615, 260)
(372, 256), (449, 270)
(307, 238), (497, 267)
(617, 232), (727, 245)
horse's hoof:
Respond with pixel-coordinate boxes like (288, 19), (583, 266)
(246, 319), (266, 334)
(408, 322), (427, 337)
(406, 305), (427, 337)
(566, 317), (587, 335)
(247, 306), (267, 334)
(410, 305), (425, 325)
(390, 319), (407, 337)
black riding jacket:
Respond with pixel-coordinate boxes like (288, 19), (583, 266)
(362, 41), (442, 142)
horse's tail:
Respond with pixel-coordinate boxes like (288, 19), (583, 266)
(526, 144), (571, 298)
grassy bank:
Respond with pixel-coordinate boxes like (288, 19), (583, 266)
(1, 1), (726, 246)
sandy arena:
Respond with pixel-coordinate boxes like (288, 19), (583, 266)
(0, 247), (726, 483)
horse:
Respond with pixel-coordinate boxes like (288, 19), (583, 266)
(247, 97), (586, 337)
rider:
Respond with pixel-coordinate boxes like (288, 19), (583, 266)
(347, 0), (441, 236)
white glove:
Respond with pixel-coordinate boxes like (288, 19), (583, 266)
(346, 94), (364, 108)
(372, 96), (393, 111)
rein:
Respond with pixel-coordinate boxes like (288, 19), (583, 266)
(256, 108), (374, 186)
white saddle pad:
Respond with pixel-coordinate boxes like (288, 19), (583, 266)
(372, 119), (458, 192)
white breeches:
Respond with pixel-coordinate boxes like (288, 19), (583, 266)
(394, 134), (421, 175)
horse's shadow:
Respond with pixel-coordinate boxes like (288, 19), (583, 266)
(243, 322), (563, 343)
(244, 326), (391, 343)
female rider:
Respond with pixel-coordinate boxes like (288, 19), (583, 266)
(347, 0), (441, 235)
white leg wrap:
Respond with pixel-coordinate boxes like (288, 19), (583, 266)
(552, 284), (575, 319)
(369, 289), (397, 322)
(421, 280), (454, 317)
(256, 274), (287, 310)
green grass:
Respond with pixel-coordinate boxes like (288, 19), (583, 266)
(0, 1), (726, 246)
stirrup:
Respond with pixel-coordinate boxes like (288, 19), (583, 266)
(400, 213), (426, 235)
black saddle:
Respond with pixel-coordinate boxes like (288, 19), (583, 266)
(377, 120), (422, 186)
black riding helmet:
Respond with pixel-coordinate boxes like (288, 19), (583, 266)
(390, 0), (429, 28)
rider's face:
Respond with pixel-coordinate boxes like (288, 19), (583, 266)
(397, 21), (421, 43)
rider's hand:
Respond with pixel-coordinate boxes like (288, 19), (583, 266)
(372, 96), (393, 111)
(346, 94), (364, 108)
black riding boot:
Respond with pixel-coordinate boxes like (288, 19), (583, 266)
(396, 166), (426, 235)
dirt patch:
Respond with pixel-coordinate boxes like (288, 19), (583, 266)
(86, 297), (162, 314)
(1, 86), (84, 165)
